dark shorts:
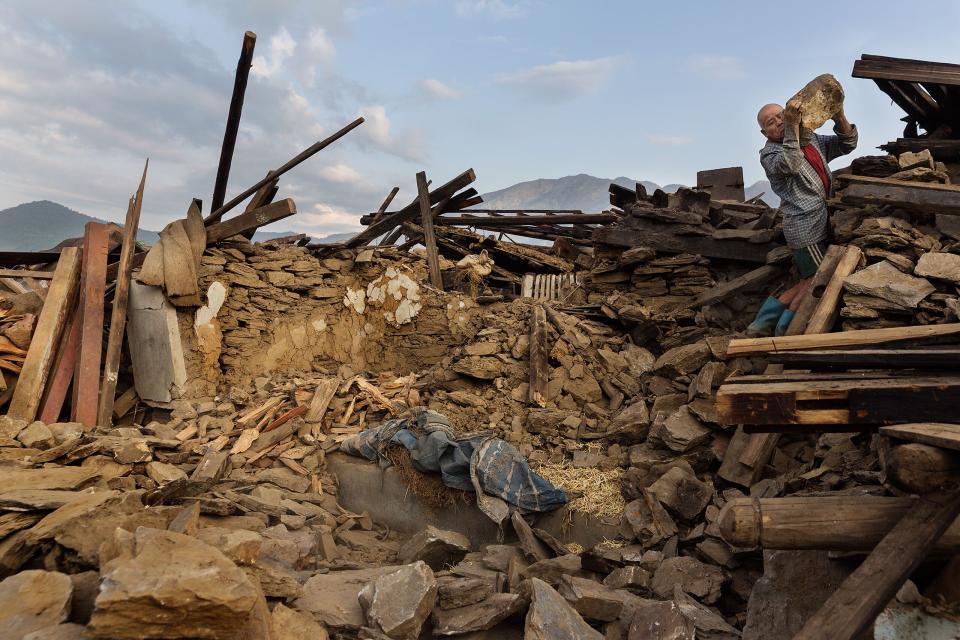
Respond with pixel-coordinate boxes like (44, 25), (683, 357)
(793, 241), (828, 279)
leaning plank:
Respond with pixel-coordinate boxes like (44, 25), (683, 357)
(691, 264), (785, 309)
(725, 323), (960, 357)
(74, 222), (110, 427)
(718, 495), (960, 551)
(784, 244), (844, 335)
(528, 305), (548, 407)
(804, 245), (862, 334)
(417, 171), (444, 290)
(305, 379), (340, 425)
(97, 162), (146, 427)
(792, 492), (960, 640)
(7, 247), (82, 422)
(37, 295), (81, 424)
(205, 198), (297, 244)
(880, 423), (960, 452)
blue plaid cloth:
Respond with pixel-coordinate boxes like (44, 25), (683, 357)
(761, 124), (858, 249)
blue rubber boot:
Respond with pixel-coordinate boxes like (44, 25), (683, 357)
(746, 296), (787, 337)
(775, 309), (795, 336)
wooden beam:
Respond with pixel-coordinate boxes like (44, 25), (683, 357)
(804, 245), (862, 334)
(37, 295), (81, 423)
(887, 443), (960, 493)
(691, 264), (784, 309)
(770, 348), (960, 369)
(211, 31), (256, 212)
(344, 169), (476, 249)
(96, 162), (146, 427)
(417, 171), (443, 290)
(528, 305), (548, 407)
(725, 323), (960, 357)
(74, 222), (110, 427)
(204, 117), (363, 225)
(880, 423), (960, 452)
(6, 247), (82, 422)
(0, 269), (54, 279)
(717, 375), (960, 425)
(793, 492), (960, 640)
(205, 198), (297, 244)
(435, 213), (617, 226)
(784, 245), (844, 335)
(718, 495), (960, 552)
(370, 186), (399, 225)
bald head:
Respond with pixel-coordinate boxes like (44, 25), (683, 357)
(758, 103), (784, 142)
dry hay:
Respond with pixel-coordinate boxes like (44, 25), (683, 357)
(384, 445), (472, 510)
(535, 460), (625, 520)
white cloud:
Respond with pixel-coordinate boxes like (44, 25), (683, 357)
(252, 27), (296, 78)
(455, 0), (527, 19)
(360, 105), (391, 145)
(687, 55), (746, 80)
(421, 78), (461, 100)
(297, 201), (365, 234)
(318, 163), (363, 184)
(495, 56), (620, 100)
(647, 134), (693, 145)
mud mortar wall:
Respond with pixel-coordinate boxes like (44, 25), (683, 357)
(178, 241), (484, 396)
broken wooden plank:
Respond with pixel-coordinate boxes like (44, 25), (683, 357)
(37, 294), (81, 424)
(880, 423), (960, 452)
(804, 245), (862, 335)
(724, 323), (960, 357)
(528, 305), (548, 407)
(417, 171), (444, 290)
(97, 161), (147, 427)
(793, 492), (960, 640)
(74, 222), (110, 427)
(783, 244), (845, 335)
(343, 169), (476, 249)
(112, 386), (140, 420)
(7, 247), (82, 422)
(0, 252), (62, 269)
(305, 378), (339, 428)
(205, 117), (364, 224)
(691, 264), (784, 309)
(370, 186), (400, 225)
(436, 213), (617, 226)
(205, 198), (297, 244)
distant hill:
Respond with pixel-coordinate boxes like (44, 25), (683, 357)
(0, 201), (159, 251)
(251, 229), (356, 244)
(479, 173), (776, 212)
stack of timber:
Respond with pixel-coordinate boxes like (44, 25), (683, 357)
(853, 54), (960, 160)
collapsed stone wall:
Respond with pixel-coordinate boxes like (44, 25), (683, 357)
(178, 238), (485, 398)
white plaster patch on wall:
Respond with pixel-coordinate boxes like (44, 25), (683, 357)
(364, 266), (423, 327)
(344, 287), (366, 314)
(194, 281), (226, 328)
(312, 318), (327, 332)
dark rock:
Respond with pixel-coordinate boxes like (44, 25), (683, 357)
(525, 578), (603, 639)
(398, 525), (471, 571)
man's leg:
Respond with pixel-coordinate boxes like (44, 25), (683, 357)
(775, 241), (828, 334)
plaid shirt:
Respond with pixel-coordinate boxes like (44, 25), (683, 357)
(760, 124), (858, 248)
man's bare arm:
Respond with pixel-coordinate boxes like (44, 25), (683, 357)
(833, 106), (853, 135)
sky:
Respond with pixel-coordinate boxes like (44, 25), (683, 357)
(1, 0), (959, 237)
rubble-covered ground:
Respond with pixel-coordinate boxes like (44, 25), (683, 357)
(1, 153), (960, 639)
